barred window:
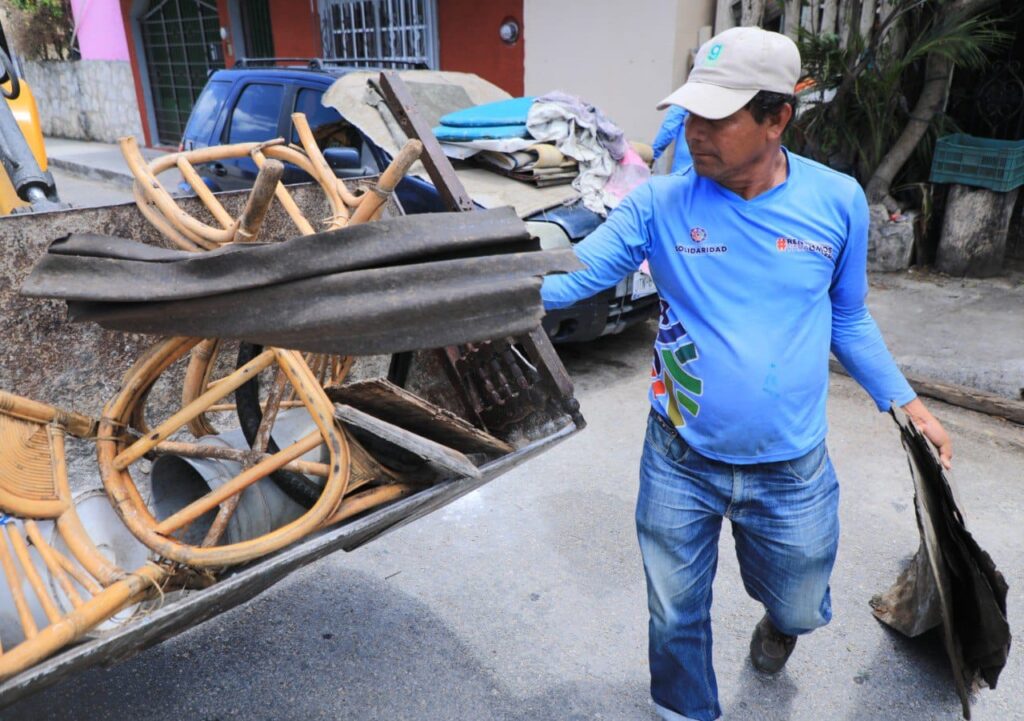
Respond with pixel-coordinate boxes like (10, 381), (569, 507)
(319, 0), (438, 69)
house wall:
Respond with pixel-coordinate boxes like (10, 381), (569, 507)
(522, 0), (714, 141)
(22, 60), (143, 142)
(268, 0), (322, 59)
(70, 0), (131, 61)
(437, 0), (524, 96)
(25, 0), (140, 142)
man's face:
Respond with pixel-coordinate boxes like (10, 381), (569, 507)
(684, 105), (788, 186)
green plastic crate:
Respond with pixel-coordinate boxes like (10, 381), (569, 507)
(929, 133), (1024, 193)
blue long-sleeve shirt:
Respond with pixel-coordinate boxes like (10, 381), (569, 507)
(651, 106), (693, 173)
(542, 149), (916, 463)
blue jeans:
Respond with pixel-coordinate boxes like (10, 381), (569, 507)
(637, 410), (840, 721)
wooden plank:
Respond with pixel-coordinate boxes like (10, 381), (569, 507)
(234, 159), (283, 242)
(376, 72), (476, 213)
(828, 359), (1024, 425)
(327, 379), (513, 455)
(334, 403), (481, 480)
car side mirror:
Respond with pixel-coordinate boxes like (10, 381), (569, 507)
(322, 147), (361, 171)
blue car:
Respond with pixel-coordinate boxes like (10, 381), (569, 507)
(179, 61), (658, 343)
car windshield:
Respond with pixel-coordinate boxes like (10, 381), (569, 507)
(182, 80), (231, 145)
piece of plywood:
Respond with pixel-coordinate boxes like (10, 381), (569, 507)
(333, 403), (480, 479)
(327, 379), (513, 455)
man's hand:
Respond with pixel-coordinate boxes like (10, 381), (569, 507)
(902, 397), (953, 469)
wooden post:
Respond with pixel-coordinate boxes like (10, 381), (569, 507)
(234, 159), (284, 243)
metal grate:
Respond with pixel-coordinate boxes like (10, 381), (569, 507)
(140, 0), (224, 146)
(240, 0), (274, 59)
(319, 0), (438, 69)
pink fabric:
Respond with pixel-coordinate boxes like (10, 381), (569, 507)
(602, 146), (652, 208)
(71, 0), (130, 62)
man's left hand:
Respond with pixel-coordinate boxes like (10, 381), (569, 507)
(902, 397), (953, 470)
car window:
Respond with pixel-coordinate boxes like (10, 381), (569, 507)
(227, 83), (284, 144)
(290, 88), (343, 143)
(183, 80), (231, 144)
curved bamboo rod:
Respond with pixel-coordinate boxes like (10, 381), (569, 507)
(175, 155), (234, 229)
(350, 139), (422, 224)
(120, 136), (238, 245)
(250, 148), (315, 236)
(182, 338), (222, 437)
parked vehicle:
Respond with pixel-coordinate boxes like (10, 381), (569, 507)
(179, 59), (658, 343)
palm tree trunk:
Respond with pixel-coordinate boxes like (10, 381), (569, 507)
(859, 0), (876, 37)
(877, 0), (905, 55)
(741, 0), (766, 26)
(865, 0), (985, 205)
(865, 52), (953, 204)
(838, 0), (856, 48)
(821, 0), (839, 33)
(784, 0), (803, 38)
(715, 0), (737, 33)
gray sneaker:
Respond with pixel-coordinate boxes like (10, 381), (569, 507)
(750, 614), (797, 674)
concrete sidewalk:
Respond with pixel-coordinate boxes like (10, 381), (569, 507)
(47, 137), (142, 186)
(867, 268), (1024, 402)
(45, 137), (173, 188)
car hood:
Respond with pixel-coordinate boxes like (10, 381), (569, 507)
(322, 70), (581, 219)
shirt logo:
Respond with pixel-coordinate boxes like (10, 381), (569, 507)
(690, 227), (707, 242)
(775, 236), (834, 259)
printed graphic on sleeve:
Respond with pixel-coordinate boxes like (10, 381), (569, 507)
(650, 299), (703, 427)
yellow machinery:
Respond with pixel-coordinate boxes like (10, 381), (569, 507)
(0, 23), (61, 214)
(0, 75), (48, 215)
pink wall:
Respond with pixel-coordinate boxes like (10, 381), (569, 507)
(71, 0), (130, 61)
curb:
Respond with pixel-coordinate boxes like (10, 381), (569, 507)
(828, 359), (1024, 425)
(47, 156), (135, 188)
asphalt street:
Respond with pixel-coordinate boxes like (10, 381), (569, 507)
(6, 315), (1021, 721)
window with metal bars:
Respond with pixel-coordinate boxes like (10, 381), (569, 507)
(319, 0), (438, 69)
(139, 0), (224, 146)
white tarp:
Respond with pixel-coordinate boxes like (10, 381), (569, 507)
(321, 71), (581, 219)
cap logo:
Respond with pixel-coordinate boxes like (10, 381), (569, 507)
(705, 43), (723, 65)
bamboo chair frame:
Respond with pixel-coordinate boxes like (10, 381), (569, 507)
(122, 113), (422, 252)
(0, 391), (174, 681)
(96, 337), (353, 568)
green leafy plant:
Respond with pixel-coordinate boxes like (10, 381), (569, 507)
(788, 0), (1008, 207)
(6, 0), (75, 61)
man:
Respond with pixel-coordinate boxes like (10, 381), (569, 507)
(541, 27), (952, 721)
(651, 105), (692, 172)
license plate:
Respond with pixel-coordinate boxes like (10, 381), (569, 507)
(631, 271), (657, 300)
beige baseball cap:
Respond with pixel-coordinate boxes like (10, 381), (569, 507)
(658, 27), (801, 120)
